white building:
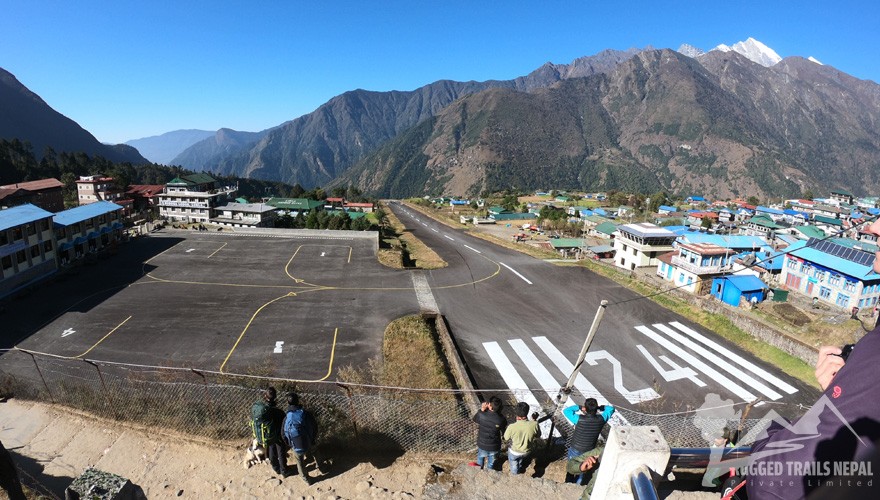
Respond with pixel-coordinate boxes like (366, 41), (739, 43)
(656, 242), (734, 294)
(613, 223), (677, 271)
(157, 174), (237, 223)
(0, 204), (57, 297)
(212, 203), (277, 227)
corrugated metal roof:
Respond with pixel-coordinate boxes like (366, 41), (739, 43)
(787, 240), (880, 279)
(678, 233), (770, 250)
(0, 178), (63, 191)
(725, 275), (768, 291)
(53, 201), (122, 226)
(550, 238), (586, 249)
(0, 203), (54, 232)
(594, 222), (618, 235)
(618, 222), (676, 239)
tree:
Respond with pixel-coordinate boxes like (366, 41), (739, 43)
(747, 196), (760, 206)
(802, 189), (815, 200)
(701, 217), (713, 229)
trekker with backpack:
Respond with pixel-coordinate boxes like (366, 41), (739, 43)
(283, 392), (318, 484)
(251, 387), (287, 476)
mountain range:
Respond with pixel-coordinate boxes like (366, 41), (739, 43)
(5, 38), (880, 199)
(124, 129), (214, 165)
(0, 68), (147, 164)
(163, 39), (880, 199)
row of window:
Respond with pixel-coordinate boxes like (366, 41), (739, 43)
(0, 219), (52, 246)
(0, 241), (53, 272)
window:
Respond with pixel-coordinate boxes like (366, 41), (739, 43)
(40, 219), (49, 231)
(678, 273), (685, 283)
(1, 255), (11, 270)
(30, 245), (39, 259)
(26, 223), (35, 236)
(43, 240), (52, 253)
(836, 293), (850, 308)
(819, 287), (831, 299)
(12, 227), (22, 240)
(844, 280), (857, 293)
(0, 231), (7, 245)
(15, 249), (26, 264)
(829, 274), (842, 287)
(632, 248), (637, 256)
(687, 277), (693, 286)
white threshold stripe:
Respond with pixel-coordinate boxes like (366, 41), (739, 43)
(669, 321), (797, 395)
(500, 262), (533, 285)
(444, 235), (455, 241)
(483, 341), (559, 436)
(508, 339), (566, 437)
(431, 228), (438, 232)
(422, 223), (428, 227)
(652, 324), (782, 401)
(463, 245), (482, 254)
(635, 325), (756, 402)
(533, 336), (628, 426)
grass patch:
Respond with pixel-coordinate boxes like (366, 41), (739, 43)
(379, 202), (447, 270)
(338, 315), (455, 390)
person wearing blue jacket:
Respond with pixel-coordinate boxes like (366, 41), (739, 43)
(563, 398), (614, 484)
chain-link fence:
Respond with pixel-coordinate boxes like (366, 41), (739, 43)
(0, 348), (787, 455)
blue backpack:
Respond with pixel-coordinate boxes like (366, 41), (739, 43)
(283, 407), (317, 452)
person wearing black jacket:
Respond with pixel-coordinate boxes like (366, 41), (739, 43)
(471, 396), (507, 470)
(564, 398), (615, 484)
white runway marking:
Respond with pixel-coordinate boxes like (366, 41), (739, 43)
(500, 263), (532, 285)
(482, 341), (560, 437)
(61, 328), (76, 338)
(431, 228), (438, 232)
(463, 245), (481, 254)
(444, 235), (455, 241)
(273, 341), (284, 353)
(669, 322), (797, 394)
(411, 272), (439, 313)
(508, 339), (571, 436)
(636, 325), (756, 402)
(185, 249), (195, 253)
(652, 324), (782, 400)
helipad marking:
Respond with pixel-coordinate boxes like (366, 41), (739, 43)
(274, 341), (284, 353)
(61, 328), (76, 338)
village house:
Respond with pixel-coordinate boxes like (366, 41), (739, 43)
(157, 174), (237, 224)
(0, 204), (57, 298)
(212, 202), (277, 228)
(656, 242), (733, 294)
(780, 238), (880, 311)
(612, 222), (677, 271)
(0, 178), (65, 212)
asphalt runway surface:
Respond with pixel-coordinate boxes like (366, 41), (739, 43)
(385, 202), (818, 420)
(5, 231), (419, 381)
(3, 212), (818, 420)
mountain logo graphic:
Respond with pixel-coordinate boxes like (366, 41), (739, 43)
(700, 393), (866, 486)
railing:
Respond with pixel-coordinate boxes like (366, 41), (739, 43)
(671, 255), (729, 275)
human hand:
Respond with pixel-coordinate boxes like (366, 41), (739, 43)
(481, 401), (489, 411)
(815, 346), (846, 391)
(580, 455), (599, 472)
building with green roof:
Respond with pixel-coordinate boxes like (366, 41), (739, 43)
(266, 198), (324, 214)
(158, 173), (237, 223)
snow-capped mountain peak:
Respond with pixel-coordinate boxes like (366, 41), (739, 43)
(713, 43), (732, 53)
(728, 37), (782, 67)
(808, 56), (824, 65)
(676, 43), (705, 58)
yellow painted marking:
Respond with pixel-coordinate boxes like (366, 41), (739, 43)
(75, 315), (132, 358)
(207, 242), (227, 259)
(220, 293), (297, 372)
(316, 327), (340, 381)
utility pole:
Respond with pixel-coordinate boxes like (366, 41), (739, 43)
(545, 300), (609, 446)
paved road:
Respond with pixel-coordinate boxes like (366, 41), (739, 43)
(387, 202), (817, 420)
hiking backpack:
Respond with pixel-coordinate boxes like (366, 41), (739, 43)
(283, 407), (316, 451)
(250, 401), (279, 446)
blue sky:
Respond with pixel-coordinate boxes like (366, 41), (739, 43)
(2, 1), (877, 145)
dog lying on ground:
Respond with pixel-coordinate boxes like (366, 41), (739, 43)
(244, 439), (266, 468)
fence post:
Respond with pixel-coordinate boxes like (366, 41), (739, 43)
(84, 360), (116, 419)
(190, 368), (211, 406)
(336, 383), (359, 438)
(20, 350), (54, 404)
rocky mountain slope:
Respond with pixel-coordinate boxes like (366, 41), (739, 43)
(333, 48), (880, 199)
(0, 68), (148, 164)
(171, 49), (644, 186)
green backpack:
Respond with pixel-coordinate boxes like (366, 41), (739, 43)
(250, 401), (279, 446)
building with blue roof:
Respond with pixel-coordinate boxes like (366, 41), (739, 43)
(53, 201), (124, 263)
(780, 238), (880, 310)
(676, 233), (770, 253)
(711, 275), (768, 307)
(0, 203), (58, 297)
(657, 205), (677, 215)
